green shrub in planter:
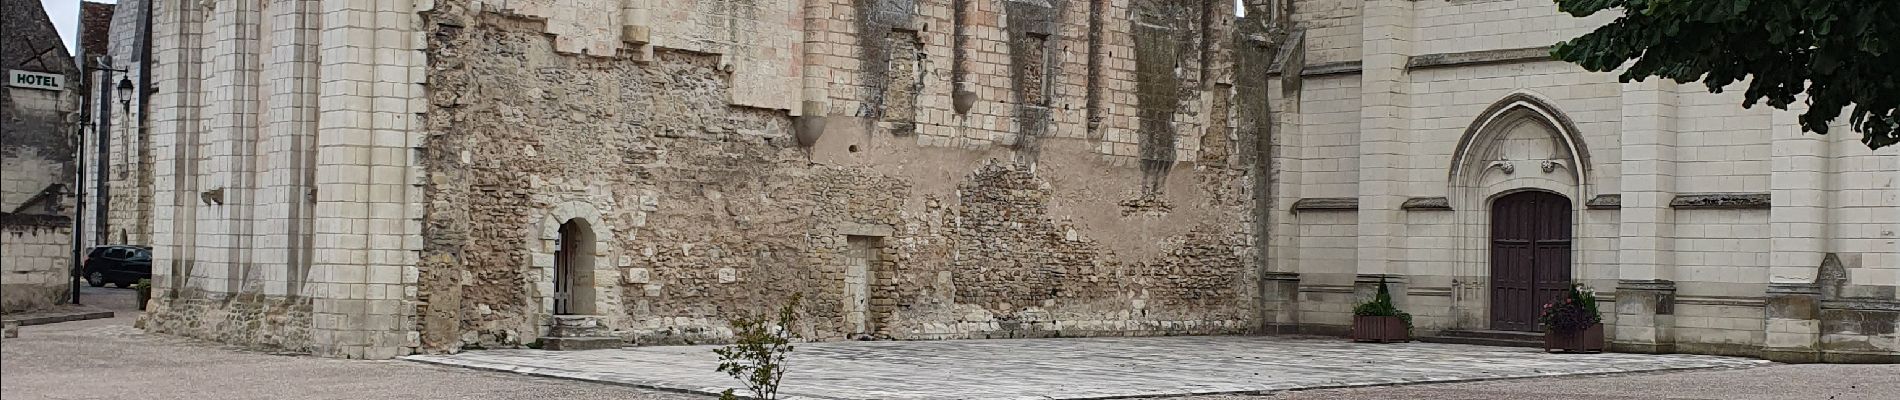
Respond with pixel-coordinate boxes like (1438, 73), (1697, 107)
(1350, 278), (1412, 342)
(134, 279), (152, 311)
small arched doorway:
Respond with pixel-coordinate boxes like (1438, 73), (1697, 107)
(553, 219), (596, 315)
(1489, 190), (1572, 331)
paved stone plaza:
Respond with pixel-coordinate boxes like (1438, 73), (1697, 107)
(407, 336), (1769, 399)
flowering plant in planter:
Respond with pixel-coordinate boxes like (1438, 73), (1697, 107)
(1350, 278), (1412, 342)
(1538, 284), (1601, 333)
(1539, 284), (1605, 353)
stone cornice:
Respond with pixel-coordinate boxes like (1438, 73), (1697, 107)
(1296, 286), (1355, 294)
(1268, 61), (1362, 77)
(1302, 61), (1362, 77)
(1671, 193), (1771, 210)
(1291, 197), (1358, 212)
(1675, 296), (1766, 308)
(1822, 298), (1900, 312)
(0, 212), (71, 227)
(1401, 197), (1450, 211)
(1407, 46), (1555, 70)
(1585, 194), (1621, 210)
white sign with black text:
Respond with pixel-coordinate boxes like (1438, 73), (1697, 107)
(8, 70), (64, 91)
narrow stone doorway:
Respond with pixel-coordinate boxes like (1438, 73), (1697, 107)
(1489, 190), (1572, 331)
(553, 219), (595, 315)
(843, 236), (878, 336)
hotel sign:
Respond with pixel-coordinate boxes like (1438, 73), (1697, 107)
(8, 70), (63, 91)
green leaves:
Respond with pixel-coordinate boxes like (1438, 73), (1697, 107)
(1552, 0), (1900, 149)
(714, 294), (803, 400)
(1352, 278), (1413, 331)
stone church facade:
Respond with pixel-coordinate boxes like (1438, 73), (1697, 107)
(132, 0), (1894, 362)
(1258, 0), (1897, 363)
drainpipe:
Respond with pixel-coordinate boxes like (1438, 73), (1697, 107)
(136, 0), (154, 189)
(72, 63), (90, 306)
(95, 56), (114, 247)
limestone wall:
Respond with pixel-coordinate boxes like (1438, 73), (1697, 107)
(1292, 75), (1360, 198)
(1410, 0), (1612, 55)
(414, 0), (1268, 351)
(143, 0), (425, 360)
(105, 0), (155, 247)
(1291, 0), (1360, 65)
(1, 215), (73, 313)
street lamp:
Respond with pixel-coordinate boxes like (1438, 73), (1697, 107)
(115, 77), (133, 109)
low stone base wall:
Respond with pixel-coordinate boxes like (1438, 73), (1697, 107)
(622, 317), (1257, 347)
(1, 215), (73, 313)
(1818, 306), (1900, 363)
(1283, 283), (1897, 362)
(0, 284), (70, 313)
(143, 293), (315, 353)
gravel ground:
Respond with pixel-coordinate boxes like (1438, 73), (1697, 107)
(1161, 363), (1900, 400)
(0, 288), (701, 400)
(4, 290), (1893, 400)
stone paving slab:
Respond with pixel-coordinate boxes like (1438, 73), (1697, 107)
(406, 336), (1769, 400)
(1, 304), (115, 327)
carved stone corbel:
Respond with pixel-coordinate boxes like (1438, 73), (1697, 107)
(1488, 160), (1515, 175)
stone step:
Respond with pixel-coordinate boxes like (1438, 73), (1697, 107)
(542, 337), (625, 351)
(1421, 330), (1544, 348)
(1436, 329), (1545, 340)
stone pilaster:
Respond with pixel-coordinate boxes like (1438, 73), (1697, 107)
(1612, 279), (1676, 353)
(1617, 79), (1678, 283)
(1763, 100), (1828, 363)
(1768, 101), (1828, 284)
(1354, 0), (1414, 279)
(1615, 79), (1677, 352)
(1762, 282), (1823, 362)
(308, 0), (425, 360)
(1259, 272), (1301, 334)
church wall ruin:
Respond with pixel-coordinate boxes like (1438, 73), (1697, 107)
(412, 0), (1269, 351)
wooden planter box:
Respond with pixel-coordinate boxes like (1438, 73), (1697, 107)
(1545, 323), (1605, 353)
(1351, 315), (1410, 343)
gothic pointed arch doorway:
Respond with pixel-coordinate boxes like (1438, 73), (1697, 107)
(1489, 190), (1572, 331)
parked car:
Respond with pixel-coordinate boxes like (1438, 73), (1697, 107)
(83, 245), (152, 288)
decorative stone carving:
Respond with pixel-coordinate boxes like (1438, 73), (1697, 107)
(1818, 253), (1849, 299)
(1488, 160), (1515, 175)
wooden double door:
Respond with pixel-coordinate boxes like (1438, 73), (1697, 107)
(1490, 190), (1573, 332)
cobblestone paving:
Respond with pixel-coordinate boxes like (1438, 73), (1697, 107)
(407, 336), (1769, 399)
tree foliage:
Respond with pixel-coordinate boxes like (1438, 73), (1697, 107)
(714, 294), (801, 400)
(1552, 0), (1900, 149)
